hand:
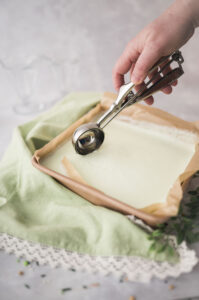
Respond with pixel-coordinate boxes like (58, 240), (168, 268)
(113, 0), (197, 104)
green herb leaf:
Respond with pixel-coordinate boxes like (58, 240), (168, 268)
(61, 287), (72, 294)
(177, 231), (185, 244)
(149, 184), (199, 253)
(188, 190), (197, 195)
(24, 284), (30, 289)
(24, 261), (30, 266)
(83, 285), (88, 289)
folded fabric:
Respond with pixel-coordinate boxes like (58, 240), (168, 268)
(0, 92), (178, 262)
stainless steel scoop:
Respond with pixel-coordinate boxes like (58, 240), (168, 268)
(72, 50), (184, 155)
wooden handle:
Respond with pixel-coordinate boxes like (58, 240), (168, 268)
(140, 67), (184, 100)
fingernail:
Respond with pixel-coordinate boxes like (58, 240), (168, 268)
(131, 74), (142, 85)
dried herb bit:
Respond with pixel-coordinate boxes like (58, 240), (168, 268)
(119, 275), (125, 283)
(169, 284), (175, 290)
(24, 284), (30, 289)
(119, 275), (128, 282)
(16, 258), (20, 263)
(69, 268), (76, 272)
(164, 279), (168, 284)
(91, 282), (100, 287)
(36, 261), (39, 266)
(61, 287), (72, 294)
(24, 261), (30, 267)
(18, 271), (24, 276)
(40, 274), (46, 278)
(82, 285), (88, 289)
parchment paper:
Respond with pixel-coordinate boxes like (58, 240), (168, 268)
(33, 93), (199, 226)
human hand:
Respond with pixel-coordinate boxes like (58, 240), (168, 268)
(113, 0), (197, 104)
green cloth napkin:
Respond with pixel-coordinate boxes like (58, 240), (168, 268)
(0, 92), (178, 263)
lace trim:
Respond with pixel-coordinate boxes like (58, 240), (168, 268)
(0, 231), (197, 283)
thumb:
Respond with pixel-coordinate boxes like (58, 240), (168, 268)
(131, 45), (162, 84)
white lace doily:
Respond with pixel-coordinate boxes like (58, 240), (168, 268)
(0, 226), (198, 283)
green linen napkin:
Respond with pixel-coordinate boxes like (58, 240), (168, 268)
(0, 92), (178, 263)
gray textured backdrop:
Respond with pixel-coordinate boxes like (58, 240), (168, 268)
(0, 1), (199, 300)
(0, 0), (199, 120)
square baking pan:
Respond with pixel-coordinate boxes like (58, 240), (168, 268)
(32, 92), (199, 226)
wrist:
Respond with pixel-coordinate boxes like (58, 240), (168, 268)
(178, 0), (199, 28)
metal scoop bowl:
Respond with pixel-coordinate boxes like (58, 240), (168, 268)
(72, 123), (104, 155)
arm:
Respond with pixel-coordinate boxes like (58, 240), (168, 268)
(113, 0), (199, 104)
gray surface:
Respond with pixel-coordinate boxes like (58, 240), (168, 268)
(0, 0), (199, 299)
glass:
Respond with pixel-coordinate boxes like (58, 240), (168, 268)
(12, 56), (64, 115)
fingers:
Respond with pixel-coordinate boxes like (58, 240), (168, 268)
(131, 45), (163, 84)
(134, 82), (154, 105)
(146, 58), (180, 97)
(171, 79), (178, 86)
(113, 38), (179, 107)
(144, 96), (154, 105)
(113, 41), (140, 90)
(159, 60), (179, 94)
(161, 62), (178, 89)
(161, 61), (172, 94)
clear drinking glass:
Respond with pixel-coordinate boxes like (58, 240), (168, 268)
(12, 56), (64, 115)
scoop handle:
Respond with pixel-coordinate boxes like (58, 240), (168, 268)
(139, 67), (184, 101)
